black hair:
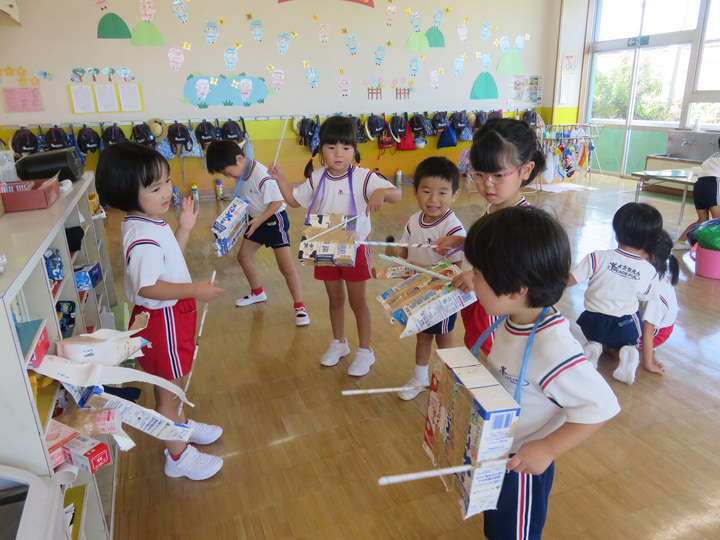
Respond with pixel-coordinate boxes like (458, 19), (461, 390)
(303, 115), (361, 178)
(413, 156), (460, 192)
(95, 141), (170, 213)
(470, 118), (545, 187)
(612, 202), (664, 252)
(465, 206), (571, 308)
(205, 140), (245, 174)
(649, 229), (680, 286)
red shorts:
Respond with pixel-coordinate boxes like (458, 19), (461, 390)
(639, 324), (674, 349)
(461, 301), (494, 357)
(130, 298), (197, 381)
(314, 244), (372, 282)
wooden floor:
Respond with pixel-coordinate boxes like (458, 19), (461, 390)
(109, 173), (720, 540)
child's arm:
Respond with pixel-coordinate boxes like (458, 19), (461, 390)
(267, 163), (301, 208)
(641, 320), (666, 375)
(507, 421), (608, 475)
(366, 186), (401, 214)
(396, 246), (409, 260)
(139, 279), (226, 304)
(246, 200), (283, 237)
(451, 270), (474, 294)
(174, 197), (198, 252)
(433, 235), (465, 254)
(566, 275), (578, 287)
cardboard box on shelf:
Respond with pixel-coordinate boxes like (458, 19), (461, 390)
(73, 262), (103, 291)
(62, 432), (111, 474)
(0, 173), (60, 212)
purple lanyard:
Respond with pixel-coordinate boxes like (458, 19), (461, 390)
(305, 166), (357, 225)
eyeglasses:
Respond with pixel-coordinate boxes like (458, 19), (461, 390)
(469, 162), (530, 185)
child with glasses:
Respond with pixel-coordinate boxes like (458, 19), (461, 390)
(439, 118), (547, 358)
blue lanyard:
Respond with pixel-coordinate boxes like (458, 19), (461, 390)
(232, 158), (253, 200)
(305, 166), (356, 226)
(471, 306), (550, 404)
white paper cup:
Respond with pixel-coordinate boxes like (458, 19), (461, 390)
(54, 462), (79, 484)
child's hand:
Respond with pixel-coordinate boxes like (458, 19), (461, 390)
(267, 162), (285, 182)
(245, 217), (262, 237)
(366, 189), (386, 214)
(178, 197), (199, 230)
(433, 235), (465, 255)
(506, 439), (555, 476)
(451, 270), (474, 293)
(194, 280), (226, 303)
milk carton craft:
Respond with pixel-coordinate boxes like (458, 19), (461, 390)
(377, 260), (476, 338)
(211, 196), (250, 256)
(298, 213), (358, 266)
(423, 347), (520, 519)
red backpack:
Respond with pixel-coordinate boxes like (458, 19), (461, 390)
(397, 114), (416, 151)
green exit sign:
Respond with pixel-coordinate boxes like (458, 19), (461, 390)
(628, 36), (650, 47)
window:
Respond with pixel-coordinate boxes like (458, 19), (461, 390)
(697, 0), (720, 90)
(633, 44), (690, 122)
(589, 51), (634, 121)
(596, 0), (643, 41)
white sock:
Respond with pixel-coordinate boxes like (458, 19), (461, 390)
(415, 364), (429, 382)
(357, 347), (371, 353)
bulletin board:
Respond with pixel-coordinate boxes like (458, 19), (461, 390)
(0, 0), (560, 127)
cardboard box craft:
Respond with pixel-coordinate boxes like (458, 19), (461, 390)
(211, 196), (250, 256)
(423, 347), (520, 519)
(62, 432), (112, 474)
(0, 173), (61, 212)
(377, 261), (476, 338)
(73, 262), (103, 291)
(298, 214), (358, 266)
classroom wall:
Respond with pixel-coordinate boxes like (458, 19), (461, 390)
(0, 0), (563, 192)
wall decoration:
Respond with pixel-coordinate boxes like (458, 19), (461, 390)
(470, 53), (498, 99)
(250, 20), (265, 42)
(270, 68), (285, 91)
(453, 56), (465, 76)
(71, 68), (86, 83)
(205, 22), (219, 44)
(102, 67), (116, 82)
(457, 22), (468, 43)
(496, 35), (525, 74)
(364, 77), (384, 100)
(409, 56), (421, 77)
(277, 32), (291, 54)
(182, 73), (268, 108)
(508, 75), (541, 107)
(168, 47), (185, 70)
(307, 67), (319, 88)
(425, 8), (445, 48)
(183, 41), (191, 50)
(117, 67), (135, 82)
(391, 77), (413, 99)
(375, 46), (387, 65)
(96, 0), (108, 10)
(130, 22), (165, 46)
(428, 69), (439, 89)
(480, 23), (493, 42)
(346, 34), (358, 55)
(407, 12), (430, 51)
(171, 0), (188, 24)
(318, 22), (330, 43)
(2, 87), (43, 113)
(223, 48), (238, 71)
(69, 85), (96, 114)
(97, 13), (131, 39)
(35, 70), (52, 81)
(386, 3), (397, 25)
(339, 76), (350, 96)
(139, 0), (155, 22)
(86, 68), (100, 82)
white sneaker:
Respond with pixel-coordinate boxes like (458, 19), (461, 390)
(295, 307), (310, 326)
(398, 376), (429, 401)
(613, 346), (640, 385)
(348, 348), (375, 377)
(164, 445), (223, 480)
(320, 339), (351, 366)
(235, 291), (267, 307)
(186, 419), (223, 445)
(583, 341), (603, 369)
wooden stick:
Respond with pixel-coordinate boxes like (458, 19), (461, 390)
(378, 254), (453, 282)
(355, 240), (441, 249)
(303, 215), (360, 243)
(342, 385), (429, 396)
(378, 464), (473, 486)
(272, 117), (289, 167)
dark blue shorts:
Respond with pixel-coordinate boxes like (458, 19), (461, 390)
(483, 460), (555, 540)
(245, 209), (291, 249)
(693, 176), (720, 210)
(421, 313), (457, 335)
(577, 310), (640, 349)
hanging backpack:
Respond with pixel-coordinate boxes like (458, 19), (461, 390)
(437, 123), (457, 149)
(364, 114), (385, 141)
(377, 121), (396, 158)
(11, 127), (39, 155)
(66, 125), (85, 166)
(46, 126), (68, 150)
(77, 125), (101, 154)
(194, 119), (217, 151)
(102, 123), (126, 146)
(389, 115), (407, 143)
(183, 121), (204, 158)
(221, 119), (244, 142)
(397, 113), (416, 151)
(350, 115), (367, 144)
(474, 110), (489, 131)
(167, 121), (192, 154)
(309, 116), (321, 154)
(131, 122), (155, 148)
(487, 109), (503, 120)
(36, 126), (46, 152)
(298, 117), (316, 146)
(432, 111), (449, 131)
(458, 125), (473, 142)
(522, 109), (538, 126)
(450, 111), (468, 131)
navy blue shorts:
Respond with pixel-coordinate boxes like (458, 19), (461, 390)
(483, 460), (555, 540)
(693, 176), (720, 210)
(421, 313), (457, 335)
(245, 209), (291, 249)
(577, 310), (640, 349)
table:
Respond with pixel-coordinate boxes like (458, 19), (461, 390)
(630, 169), (696, 224)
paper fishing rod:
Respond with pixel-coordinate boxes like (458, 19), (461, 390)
(303, 215), (360, 243)
(354, 240), (447, 249)
(272, 117), (289, 167)
(378, 458), (509, 486)
(378, 254), (453, 282)
(342, 385), (429, 396)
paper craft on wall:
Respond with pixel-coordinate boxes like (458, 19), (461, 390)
(223, 48), (238, 71)
(386, 3), (397, 25)
(457, 22), (468, 43)
(171, 0), (188, 24)
(130, 22), (165, 45)
(409, 56), (421, 76)
(454, 56), (465, 77)
(307, 67), (319, 88)
(2, 87), (44, 113)
(508, 75), (542, 107)
(407, 11), (430, 51)
(70, 69), (86, 83)
(271, 68), (285, 91)
(425, 8), (445, 48)
(168, 47), (185, 70)
(364, 77), (384, 100)
(391, 77), (413, 99)
(102, 67), (115, 82)
(205, 22), (219, 44)
(346, 34), (358, 55)
(374, 46), (387, 65)
(429, 69), (440, 90)
(35, 70), (52, 81)
(97, 13), (131, 39)
(251, 20), (264, 42)
(139, 0), (155, 22)
(339, 76), (350, 96)
(117, 67), (135, 82)
(318, 22), (329, 42)
(96, 0), (108, 10)
(278, 32), (291, 54)
(496, 35), (525, 74)
(183, 74), (268, 107)
(470, 53), (498, 99)
(86, 68), (100, 82)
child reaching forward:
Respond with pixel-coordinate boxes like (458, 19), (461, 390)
(271, 116), (401, 376)
(394, 156), (465, 400)
(443, 118), (546, 357)
(639, 230), (679, 375)
(465, 206), (620, 540)
(96, 142), (226, 481)
(206, 140), (309, 326)
(568, 202), (663, 385)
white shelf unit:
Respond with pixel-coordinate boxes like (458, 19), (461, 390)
(0, 171), (118, 540)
